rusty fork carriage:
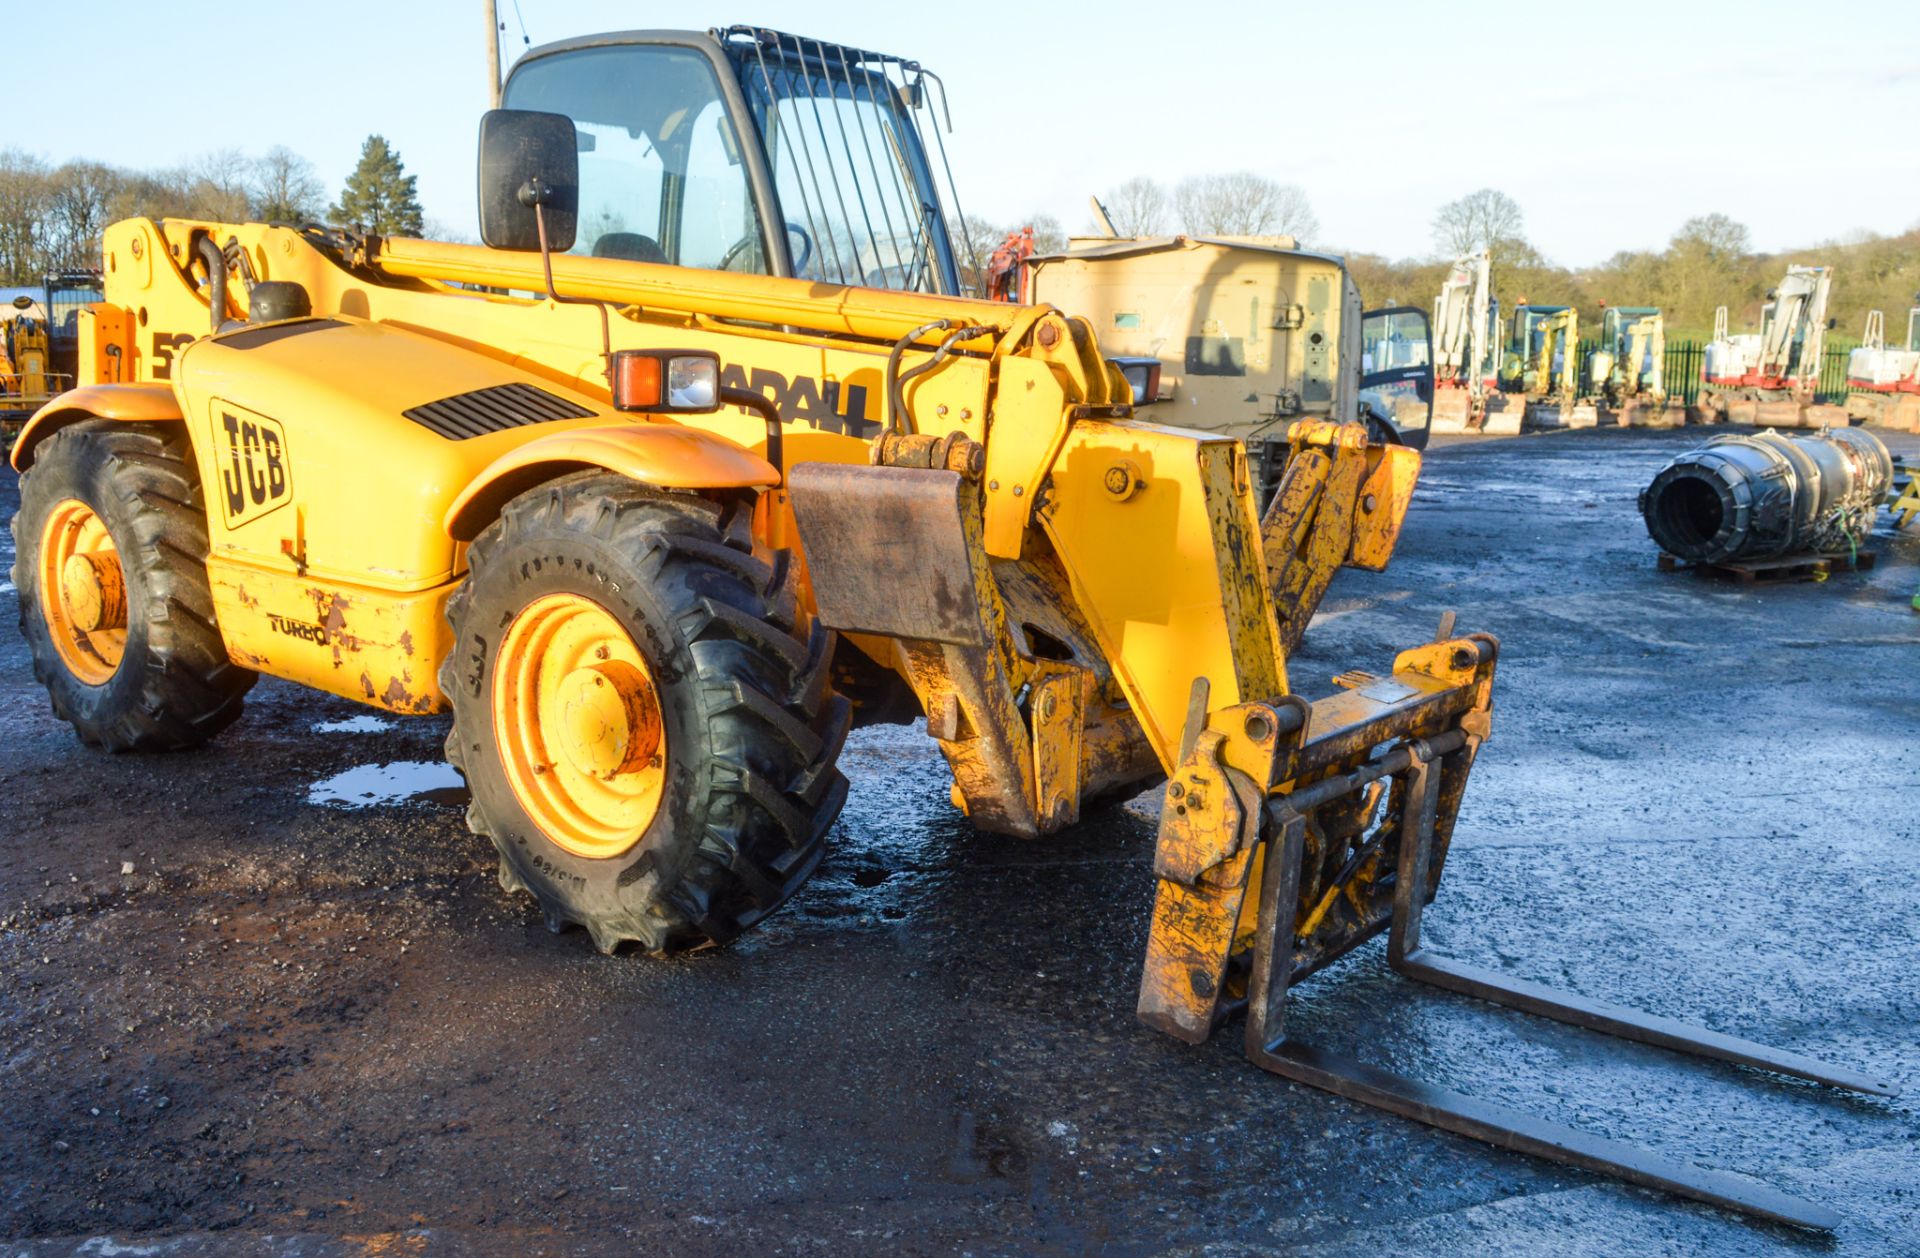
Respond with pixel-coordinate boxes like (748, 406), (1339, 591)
(1137, 618), (1896, 1233)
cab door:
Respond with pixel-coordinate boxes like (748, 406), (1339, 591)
(1358, 306), (1434, 449)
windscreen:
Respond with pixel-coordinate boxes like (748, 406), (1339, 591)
(47, 280), (102, 338)
(506, 45), (768, 274)
(739, 60), (934, 290)
(728, 30), (974, 295)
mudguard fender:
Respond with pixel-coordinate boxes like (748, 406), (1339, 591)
(10, 384), (184, 471)
(443, 424), (780, 541)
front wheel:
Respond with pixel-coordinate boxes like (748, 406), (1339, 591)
(440, 474), (849, 953)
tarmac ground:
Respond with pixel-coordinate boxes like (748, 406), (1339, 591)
(3, 425), (1917, 1255)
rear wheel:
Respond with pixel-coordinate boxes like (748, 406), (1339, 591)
(441, 473), (849, 953)
(11, 421), (254, 750)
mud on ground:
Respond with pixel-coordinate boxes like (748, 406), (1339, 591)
(3, 427), (1917, 1256)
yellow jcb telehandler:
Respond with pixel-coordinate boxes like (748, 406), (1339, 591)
(7, 25), (1891, 1231)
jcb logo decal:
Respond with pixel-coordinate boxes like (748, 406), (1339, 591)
(213, 404), (292, 527)
(718, 365), (877, 439)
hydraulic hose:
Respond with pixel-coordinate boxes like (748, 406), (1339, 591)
(196, 237), (227, 335)
(884, 320), (951, 436)
(721, 385), (784, 476)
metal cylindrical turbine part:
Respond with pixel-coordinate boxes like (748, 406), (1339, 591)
(1640, 427), (1893, 565)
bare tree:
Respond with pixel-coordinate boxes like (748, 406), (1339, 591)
(1173, 172), (1318, 242)
(0, 143), (336, 285)
(0, 150), (52, 284)
(971, 214), (1067, 258)
(1660, 213), (1757, 329)
(107, 170), (195, 224)
(1669, 213), (1751, 262)
(957, 213), (1071, 297)
(420, 216), (478, 246)
(1103, 175), (1169, 237)
(1432, 188), (1527, 264)
(180, 149), (254, 222)
(44, 162), (121, 271)
(961, 217), (1008, 286)
(1025, 213), (1068, 256)
(252, 146), (325, 223)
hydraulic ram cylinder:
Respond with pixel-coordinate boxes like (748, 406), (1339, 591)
(1640, 427), (1893, 564)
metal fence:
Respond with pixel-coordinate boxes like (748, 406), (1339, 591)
(1652, 340), (1855, 406)
(1814, 344), (1855, 404)
(1508, 330), (1857, 406)
(1665, 341), (1705, 405)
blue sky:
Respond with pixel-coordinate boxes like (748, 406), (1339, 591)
(10, 1), (1918, 265)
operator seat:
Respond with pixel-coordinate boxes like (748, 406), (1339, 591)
(591, 232), (668, 264)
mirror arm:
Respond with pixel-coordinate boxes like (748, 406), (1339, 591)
(532, 196), (613, 383)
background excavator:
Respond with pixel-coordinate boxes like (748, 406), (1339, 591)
(6, 23), (1890, 1233)
(1499, 300), (1592, 428)
(1845, 300), (1920, 432)
(1586, 304), (1670, 425)
(1701, 263), (1835, 425)
(1428, 249), (1518, 436)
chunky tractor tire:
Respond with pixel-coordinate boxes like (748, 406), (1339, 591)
(441, 474), (850, 953)
(11, 420), (255, 750)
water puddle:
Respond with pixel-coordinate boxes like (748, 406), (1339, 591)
(308, 760), (467, 808)
(313, 714), (396, 734)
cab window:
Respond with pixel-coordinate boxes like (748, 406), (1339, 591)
(506, 45), (766, 273)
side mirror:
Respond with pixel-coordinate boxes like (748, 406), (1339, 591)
(477, 109), (579, 252)
(1109, 356), (1163, 406)
(1358, 305), (1434, 450)
(12, 295), (32, 310)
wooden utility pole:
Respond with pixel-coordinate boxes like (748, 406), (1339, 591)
(484, 0), (503, 109)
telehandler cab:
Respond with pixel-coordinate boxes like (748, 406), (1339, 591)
(8, 25), (1891, 1231)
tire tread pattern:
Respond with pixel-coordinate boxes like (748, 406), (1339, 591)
(11, 421), (255, 751)
(439, 475), (849, 953)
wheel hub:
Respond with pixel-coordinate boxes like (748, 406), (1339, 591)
(554, 661), (661, 779)
(60, 552), (126, 633)
(491, 592), (670, 859)
(39, 498), (127, 685)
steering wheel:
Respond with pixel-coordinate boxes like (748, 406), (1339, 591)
(720, 221), (813, 276)
(1358, 401), (1403, 447)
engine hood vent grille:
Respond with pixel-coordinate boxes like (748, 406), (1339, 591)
(403, 382), (595, 440)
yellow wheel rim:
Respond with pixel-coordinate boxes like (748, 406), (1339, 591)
(39, 498), (127, 686)
(492, 593), (669, 859)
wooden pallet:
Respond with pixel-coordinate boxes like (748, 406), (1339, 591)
(1658, 550), (1877, 583)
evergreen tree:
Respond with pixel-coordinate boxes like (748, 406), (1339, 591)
(330, 135), (423, 237)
